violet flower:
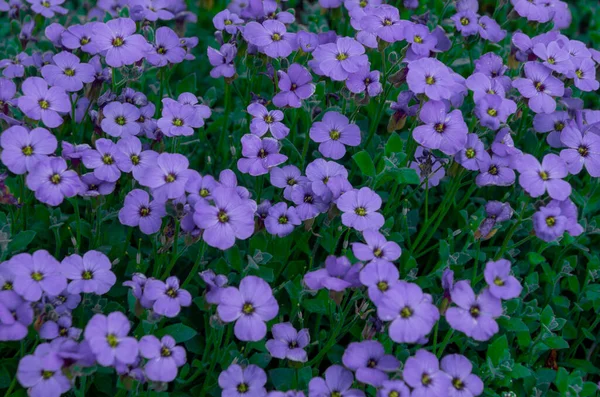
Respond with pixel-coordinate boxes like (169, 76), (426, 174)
(515, 153), (571, 200)
(265, 202), (301, 237)
(484, 259), (523, 300)
(308, 365), (365, 397)
(144, 276), (192, 318)
(403, 350), (450, 397)
(304, 255), (361, 292)
(273, 63), (316, 108)
(41, 52), (95, 92)
(139, 335), (186, 382)
(237, 134), (288, 176)
(310, 111), (361, 160)
(512, 62), (565, 114)
(414, 100), (468, 155)
(337, 187), (385, 231)
(0, 126), (57, 175)
(84, 311), (138, 366)
(93, 18), (150, 67)
(248, 103), (289, 139)
(342, 340), (399, 387)
(219, 364), (267, 397)
(440, 354), (484, 397)
(61, 250), (117, 295)
(266, 322), (309, 362)
(18, 77), (70, 128)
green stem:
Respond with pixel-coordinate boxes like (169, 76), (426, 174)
(182, 241), (207, 289)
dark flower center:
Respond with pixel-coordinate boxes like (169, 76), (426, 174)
(288, 341), (298, 348)
(131, 154), (140, 165)
(242, 302), (254, 314)
(578, 145), (589, 157)
(336, 53), (348, 61)
(291, 83), (297, 91)
(425, 76), (435, 85)
(367, 358), (377, 368)
(42, 370), (54, 379)
(139, 206), (151, 217)
(494, 277), (504, 286)
(278, 215), (288, 224)
(487, 108), (497, 117)
(217, 210), (229, 223)
(39, 99), (50, 109)
(539, 171), (549, 180)
(2, 282), (13, 290)
(59, 327), (68, 336)
(400, 306), (412, 318)
(80, 37), (90, 45)
(452, 377), (464, 390)
(31, 271), (44, 281)
(465, 148), (476, 159)
(116, 116), (126, 125)
(258, 148), (267, 158)
(41, 0), (50, 7)
(576, 69), (584, 78)
(137, 115), (145, 123)
(200, 188), (210, 197)
(460, 17), (470, 25)
(286, 178), (296, 186)
(364, 77), (371, 85)
(157, 46), (166, 55)
(166, 287), (178, 298)
(161, 346), (171, 356)
(414, 35), (423, 43)
(488, 165), (498, 175)
(82, 271), (93, 280)
(421, 373), (432, 386)
(165, 173), (176, 183)
(434, 123), (445, 133)
(172, 118), (184, 126)
(107, 333), (119, 347)
(56, 295), (66, 303)
(546, 216), (555, 227)
(102, 154), (114, 165)
(22, 145), (33, 156)
(264, 114), (274, 123)
(329, 129), (341, 140)
(64, 68), (75, 77)
(271, 33), (282, 41)
(88, 184), (98, 191)
(112, 37), (124, 47)
(469, 305), (480, 318)
(373, 247), (383, 257)
(534, 81), (545, 92)
(237, 383), (249, 393)
(383, 18), (393, 26)
(377, 281), (388, 291)
(479, 22), (487, 28)
(304, 194), (313, 203)
(355, 207), (367, 216)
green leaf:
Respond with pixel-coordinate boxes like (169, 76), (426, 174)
(249, 353), (271, 368)
(391, 168), (420, 185)
(7, 230), (36, 254)
(297, 367), (313, 389)
(352, 151), (376, 177)
(156, 324), (197, 343)
(544, 336), (569, 349)
(487, 335), (509, 366)
(176, 74), (197, 95)
(385, 132), (404, 155)
(554, 367), (569, 394)
(269, 368), (295, 390)
(527, 252), (546, 265)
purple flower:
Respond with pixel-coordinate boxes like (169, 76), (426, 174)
(138, 153), (190, 200)
(130, 0), (174, 21)
(193, 186), (255, 250)
(414, 100), (468, 155)
(346, 64), (382, 96)
(352, 229), (401, 263)
(61, 250), (116, 295)
(452, 10), (480, 37)
(446, 281), (502, 341)
(10, 250), (66, 302)
(82, 138), (123, 182)
(359, 260), (400, 303)
(184, 170), (219, 204)
(269, 166), (307, 202)
(478, 201), (513, 237)
(207, 44), (237, 79)
(41, 52), (95, 92)
(310, 112), (361, 160)
(559, 125), (600, 176)
(309, 365), (365, 397)
(512, 0), (552, 22)
(0, 126), (57, 175)
(266, 322), (309, 362)
(18, 77), (70, 128)
(467, 72), (505, 101)
(474, 52), (511, 92)
(84, 311), (138, 366)
(289, 183), (329, 220)
(26, 0), (67, 17)
(312, 37), (368, 81)
(491, 128), (522, 158)
(361, 5), (406, 43)
(237, 134), (288, 176)
(139, 335), (186, 382)
(101, 101), (141, 137)
(405, 22), (438, 56)
(378, 381), (410, 397)
(475, 152), (515, 187)
(484, 259), (523, 300)
(114, 136), (159, 179)
(27, 157), (82, 205)
(512, 62), (565, 114)
(455, 133), (486, 171)
(475, 94), (517, 130)
(403, 350), (450, 397)
(478, 16), (506, 43)
(123, 273), (155, 309)
(213, 9), (243, 33)
(248, 103), (289, 139)
(273, 63), (316, 108)
(244, 20), (295, 58)
(0, 77), (16, 109)
(47, 290), (81, 315)
(410, 147), (447, 187)
(407, 58), (454, 101)
(176, 93), (211, 127)
(200, 270), (228, 305)
(342, 340), (399, 387)
(93, 18), (150, 67)
(119, 189), (166, 234)
(39, 316), (81, 340)
(219, 364), (267, 397)
(16, 344), (71, 397)
(146, 27), (186, 67)
(157, 98), (198, 137)
(377, 281), (439, 343)
(305, 158), (349, 199)
(0, 52), (30, 78)
(515, 153), (571, 200)
(217, 276), (279, 341)
(265, 202), (301, 237)
(143, 276), (191, 318)
(548, 198), (583, 237)
(533, 41), (573, 74)
(0, 291), (33, 341)
(337, 187), (384, 231)
(440, 354), (484, 397)
(571, 57), (599, 92)
(61, 23), (101, 54)
(304, 255), (361, 292)
(533, 203), (568, 242)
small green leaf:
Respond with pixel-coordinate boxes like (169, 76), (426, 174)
(352, 151), (376, 177)
(269, 368), (295, 390)
(385, 132), (404, 155)
(156, 324), (198, 343)
(487, 335), (509, 366)
(391, 168), (420, 185)
(7, 230), (36, 254)
(544, 336), (569, 349)
(527, 252), (546, 265)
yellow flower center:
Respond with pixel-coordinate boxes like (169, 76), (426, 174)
(425, 76), (435, 85)
(414, 35), (423, 43)
(116, 116), (126, 125)
(400, 306), (412, 318)
(242, 303), (254, 314)
(469, 305), (480, 318)
(140, 207), (151, 217)
(539, 171), (548, 180)
(166, 288), (178, 297)
(42, 370), (54, 379)
(329, 129), (341, 140)
(377, 281), (388, 291)
(487, 108), (497, 117)
(452, 378), (464, 390)
(22, 145), (33, 156)
(131, 155), (140, 165)
(546, 216), (555, 226)
(82, 271), (93, 280)
(460, 17), (470, 25)
(421, 374), (431, 386)
(576, 69), (584, 78)
(494, 277), (504, 286)
(336, 53), (348, 61)
(578, 145), (589, 156)
(355, 207), (367, 216)
(80, 37), (90, 45)
(278, 216), (288, 224)
(112, 37), (124, 47)
(237, 383), (249, 393)
(200, 188), (209, 197)
(39, 100), (50, 109)
(271, 33), (282, 41)
(107, 333), (119, 347)
(31, 272), (44, 281)
(465, 148), (476, 159)
(64, 68), (75, 77)
(51, 173), (61, 184)
(172, 118), (183, 126)
(161, 347), (172, 357)
(218, 210), (229, 223)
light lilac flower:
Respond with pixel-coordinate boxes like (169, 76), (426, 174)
(296, 31), (319, 53)
(139, 335), (186, 382)
(533, 41), (573, 74)
(403, 350), (450, 397)
(26, 0), (67, 17)
(84, 311), (138, 366)
(62, 251), (116, 295)
(0, 292), (33, 341)
(0, 52), (30, 78)
(410, 147), (447, 187)
(515, 153), (571, 200)
(532, 200), (580, 242)
(405, 22), (438, 56)
(475, 94), (517, 130)
(26, 158), (82, 206)
(465, 72), (506, 101)
(238, 134), (288, 176)
(39, 316), (81, 340)
(213, 9), (243, 34)
(16, 344), (71, 397)
(138, 153), (190, 200)
(305, 158), (350, 199)
(207, 44), (237, 79)
(61, 23), (101, 54)
(146, 26), (186, 67)
(118, 189), (165, 234)
(79, 173), (115, 196)
(407, 58), (454, 101)
(273, 63), (316, 108)
(484, 259), (523, 300)
(93, 18), (150, 67)
(82, 138), (121, 183)
(114, 136), (159, 179)
(342, 340), (399, 387)
(452, 10), (480, 37)
(157, 98), (200, 137)
(440, 354), (484, 397)
(361, 5), (406, 43)
(248, 103), (289, 139)
(270, 165), (307, 200)
(474, 52), (512, 92)
(559, 125), (600, 176)
(18, 77), (70, 128)
(200, 270), (228, 305)
(477, 16), (506, 43)
(41, 52), (95, 92)
(414, 100), (468, 155)
(378, 381), (410, 397)
(337, 187), (384, 231)
(571, 57), (600, 92)
(101, 101), (141, 137)
(176, 93), (211, 127)
(10, 250), (66, 302)
(47, 290), (82, 315)
(512, 62), (565, 114)
(446, 281), (502, 341)
(346, 64), (382, 96)
(475, 152), (515, 187)
(123, 273), (155, 309)
(265, 202), (301, 237)
(290, 183), (330, 221)
(217, 276), (279, 341)
(352, 229), (401, 263)
(310, 111), (361, 160)
(0, 126), (57, 175)
(266, 322), (309, 362)
(304, 255), (361, 292)
(130, 0), (174, 21)
(309, 365), (365, 397)
(359, 260), (399, 303)
(455, 133), (486, 171)
(312, 37), (368, 81)
(219, 364), (267, 397)
(144, 276), (192, 318)
(244, 20), (295, 58)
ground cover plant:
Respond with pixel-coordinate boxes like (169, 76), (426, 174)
(0, 0), (600, 396)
